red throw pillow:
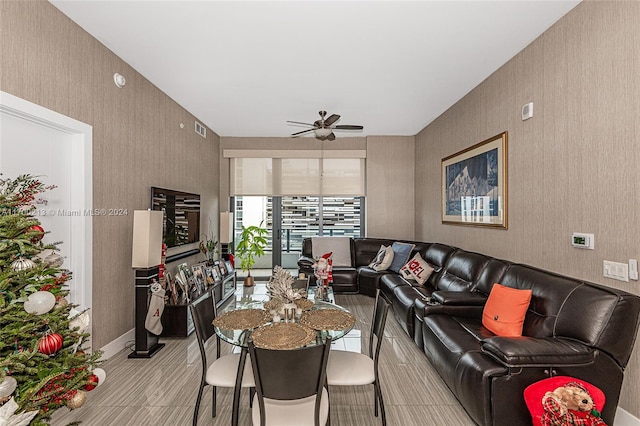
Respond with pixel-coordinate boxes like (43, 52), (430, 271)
(482, 283), (532, 337)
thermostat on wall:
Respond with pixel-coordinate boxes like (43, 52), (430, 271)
(571, 232), (594, 249)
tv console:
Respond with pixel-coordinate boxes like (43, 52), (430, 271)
(161, 271), (236, 337)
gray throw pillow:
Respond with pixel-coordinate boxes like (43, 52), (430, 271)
(388, 242), (415, 273)
(368, 245), (387, 268)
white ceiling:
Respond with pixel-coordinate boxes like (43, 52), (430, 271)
(50, 0), (580, 138)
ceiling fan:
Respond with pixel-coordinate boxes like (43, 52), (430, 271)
(287, 110), (364, 141)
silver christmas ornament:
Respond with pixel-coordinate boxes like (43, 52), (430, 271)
(11, 257), (35, 272)
(44, 252), (64, 268)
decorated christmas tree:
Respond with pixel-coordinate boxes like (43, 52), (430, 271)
(0, 175), (102, 425)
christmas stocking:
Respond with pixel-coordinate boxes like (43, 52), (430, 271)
(145, 288), (166, 335)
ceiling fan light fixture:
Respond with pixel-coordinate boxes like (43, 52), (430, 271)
(314, 128), (332, 137)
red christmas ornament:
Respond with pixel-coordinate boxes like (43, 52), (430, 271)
(83, 374), (99, 391)
(38, 332), (64, 355)
(28, 225), (45, 242)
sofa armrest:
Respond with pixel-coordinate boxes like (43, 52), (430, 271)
(415, 296), (484, 319)
(481, 336), (595, 367)
(298, 255), (315, 270)
(432, 291), (487, 306)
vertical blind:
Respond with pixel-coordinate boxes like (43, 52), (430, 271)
(225, 150), (365, 196)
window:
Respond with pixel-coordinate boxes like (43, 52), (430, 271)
(227, 150), (365, 197)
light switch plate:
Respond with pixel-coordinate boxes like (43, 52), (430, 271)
(629, 259), (638, 281)
(603, 260), (629, 282)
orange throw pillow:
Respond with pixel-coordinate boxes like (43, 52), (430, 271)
(482, 283), (532, 337)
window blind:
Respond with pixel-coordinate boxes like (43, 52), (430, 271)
(226, 150), (365, 196)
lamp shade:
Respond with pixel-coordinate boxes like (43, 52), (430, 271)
(220, 211), (234, 244)
(132, 210), (163, 268)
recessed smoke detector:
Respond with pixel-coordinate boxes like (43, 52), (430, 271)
(113, 73), (126, 88)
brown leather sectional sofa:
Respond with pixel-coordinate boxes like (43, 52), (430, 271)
(298, 237), (640, 425)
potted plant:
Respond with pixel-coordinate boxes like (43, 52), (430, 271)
(199, 231), (219, 264)
(235, 221), (268, 286)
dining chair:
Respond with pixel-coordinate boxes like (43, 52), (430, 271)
(248, 336), (332, 426)
(189, 290), (255, 425)
(326, 289), (390, 425)
(292, 277), (310, 293)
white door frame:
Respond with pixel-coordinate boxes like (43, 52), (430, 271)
(0, 91), (93, 324)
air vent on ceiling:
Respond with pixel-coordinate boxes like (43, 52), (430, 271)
(195, 121), (206, 139)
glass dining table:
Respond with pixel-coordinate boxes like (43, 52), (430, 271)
(213, 283), (355, 425)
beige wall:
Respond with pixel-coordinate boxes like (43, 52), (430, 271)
(219, 136), (414, 239)
(366, 136), (415, 239)
(0, 1), (220, 349)
(415, 1), (640, 416)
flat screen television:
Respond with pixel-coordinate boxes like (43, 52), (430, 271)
(151, 187), (200, 248)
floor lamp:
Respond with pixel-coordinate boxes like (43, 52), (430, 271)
(129, 209), (165, 359)
(220, 211), (234, 261)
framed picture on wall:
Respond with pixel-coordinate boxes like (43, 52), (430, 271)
(441, 131), (508, 229)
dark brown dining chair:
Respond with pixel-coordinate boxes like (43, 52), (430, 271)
(248, 336), (332, 426)
(292, 277), (310, 294)
(189, 290), (255, 425)
(325, 289), (390, 425)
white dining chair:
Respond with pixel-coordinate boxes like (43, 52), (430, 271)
(189, 290), (255, 425)
(326, 289), (390, 425)
(248, 337), (332, 426)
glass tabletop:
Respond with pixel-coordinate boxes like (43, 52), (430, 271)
(214, 284), (353, 348)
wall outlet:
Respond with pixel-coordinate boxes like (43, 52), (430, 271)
(603, 260), (629, 282)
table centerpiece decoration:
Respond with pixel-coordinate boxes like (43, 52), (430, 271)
(266, 266), (306, 315)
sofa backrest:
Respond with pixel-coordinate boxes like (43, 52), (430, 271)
(500, 265), (579, 338)
(419, 243), (457, 287)
(555, 281), (640, 368)
(499, 264), (640, 368)
(434, 250), (493, 292)
(353, 238), (395, 267)
(301, 238), (313, 258)
(472, 258), (511, 295)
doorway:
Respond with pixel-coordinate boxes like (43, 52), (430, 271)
(232, 195), (363, 277)
(0, 91), (93, 325)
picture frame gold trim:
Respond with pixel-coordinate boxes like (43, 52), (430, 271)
(441, 131), (508, 229)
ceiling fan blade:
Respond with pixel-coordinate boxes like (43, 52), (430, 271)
(324, 114), (340, 126)
(333, 124), (364, 130)
(327, 132), (336, 141)
(291, 128), (315, 137)
(287, 120), (315, 126)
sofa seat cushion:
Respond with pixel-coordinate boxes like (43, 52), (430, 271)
(379, 273), (411, 301)
(481, 336), (596, 366)
(424, 315), (484, 355)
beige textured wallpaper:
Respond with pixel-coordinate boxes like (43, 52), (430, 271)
(415, 1), (640, 417)
(0, 1), (219, 349)
(366, 136), (415, 239)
